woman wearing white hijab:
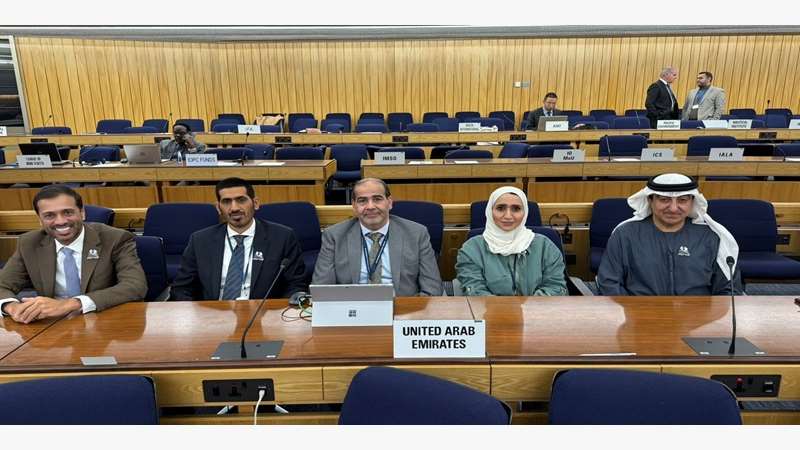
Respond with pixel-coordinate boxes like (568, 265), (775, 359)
(455, 186), (567, 296)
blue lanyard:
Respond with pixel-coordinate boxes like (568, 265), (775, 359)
(361, 231), (389, 282)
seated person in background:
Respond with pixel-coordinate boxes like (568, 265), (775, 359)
(524, 92), (561, 130)
(312, 177), (442, 296)
(171, 177), (306, 301)
(456, 187), (567, 296)
(597, 173), (743, 296)
(0, 185), (146, 323)
(159, 123), (206, 160)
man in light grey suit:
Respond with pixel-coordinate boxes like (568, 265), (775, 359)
(312, 178), (442, 296)
(681, 71), (726, 121)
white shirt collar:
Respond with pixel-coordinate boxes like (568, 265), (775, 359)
(227, 219), (256, 239)
(54, 226), (85, 255)
(659, 78), (671, 86)
(360, 219), (390, 237)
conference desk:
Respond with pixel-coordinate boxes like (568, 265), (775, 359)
(363, 156), (800, 203)
(1, 296), (799, 424)
(0, 160), (337, 210)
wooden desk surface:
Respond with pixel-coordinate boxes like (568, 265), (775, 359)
(0, 316), (61, 361)
(2, 296), (799, 372)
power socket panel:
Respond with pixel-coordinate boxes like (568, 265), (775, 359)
(711, 375), (781, 397)
(202, 379), (275, 402)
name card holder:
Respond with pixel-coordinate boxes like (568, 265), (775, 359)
(237, 125), (261, 134)
(641, 148), (675, 161)
(728, 119), (752, 130)
(393, 320), (486, 358)
(703, 120), (729, 129)
(17, 154), (53, 168)
(709, 147), (744, 161)
(0, 126), (7, 136)
(789, 119), (800, 130)
(657, 120), (680, 130)
(544, 121), (569, 132)
(551, 149), (585, 162)
(458, 122), (482, 132)
(185, 153), (218, 166)
(375, 152), (405, 165)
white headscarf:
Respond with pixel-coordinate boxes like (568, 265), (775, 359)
(482, 186), (535, 256)
(613, 173), (739, 279)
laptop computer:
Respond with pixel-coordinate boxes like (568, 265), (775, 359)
(18, 142), (72, 165)
(123, 144), (163, 164)
(309, 284), (394, 327)
(537, 115), (569, 131)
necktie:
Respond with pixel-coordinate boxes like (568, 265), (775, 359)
(666, 84), (676, 109)
(222, 235), (246, 300)
(61, 247), (81, 298)
(367, 232), (384, 284)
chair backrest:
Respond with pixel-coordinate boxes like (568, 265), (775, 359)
(287, 113), (315, 131)
(527, 144), (574, 158)
(339, 366), (510, 425)
(210, 123), (239, 133)
(764, 114), (788, 128)
(387, 112), (413, 132)
(330, 144), (369, 171)
(776, 143), (800, 157)
(613, 117), (650, 129)
(589, 109), (616, 119)
(572, 121), (610, 130)
(217, 113), (246, 125)
(455, 111), (481, 121)
(79, 145), (120, 163)
(624, 109), (647, 117)
(750, 119), (766, 129)
(422, 112), (448, 123)
(445, 149), (493, 159)
(686, 135), (739, 157)
(260, 125), (282, 133)
(204, 147), (254, 160)
(488, 110), (516, 131)
(355, 123), (388, 133)
(431, 117), (460, 132)
(325, 113), (353, 131)
(680, 120), (705, 129)
(321, 118), (351, 133)
(275, 146), (324, 160)
(568, 115), (596, 126)
(96, 119), (132, 134)
(406, 122), (439, 132)
(135, 235), (169, 301)
(549, 369), (742, 425)
(479, 117), (505, 130)
(590, 198), (634, 249)
(142, 119), (169, 133)
(84, 205), (115, 225)
(730, 108), (757, 119)
(359, 112), (385, 122)
(373, 146), (425, 160)
(255, 202), (322, 252)
(143, 203), (219, 256)
(598, 134), (648, 157)
(561, 109), (583, 117)
(291, 117), (319, 133)
(430, 145), (467, 159)
(175, 118), (205, 133)
(390, 201), (444, 254)
(498, 142), (529, 158)
(707, 199), (777, 252)
(244, 143), (275, 160)
(0, 375), (159, 424)
(122, 126), (159, 134)
(31, 126), (72, 135)
(470, 200), (542, 228)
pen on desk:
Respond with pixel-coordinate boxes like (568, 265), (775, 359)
(579, 352), (638, 357)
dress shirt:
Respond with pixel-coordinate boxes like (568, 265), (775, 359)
(219, 220), (256, 300)
(358, 221), (392, 285)
(660, 78), (676, 109)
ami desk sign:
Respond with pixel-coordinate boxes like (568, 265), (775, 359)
(393, 320), (486, 358)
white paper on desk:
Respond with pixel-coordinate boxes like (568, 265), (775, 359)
(784, 157), (800, 162)
(215, 161), (240, 166)
(408, 160), (434, 165)
(450, 160), (479, 164)
(257, 161), (286, 166)
(97, 162), (124, 167)
(610, 157), (639, 162)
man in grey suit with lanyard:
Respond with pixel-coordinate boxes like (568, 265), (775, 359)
(312, 178), (443, 296)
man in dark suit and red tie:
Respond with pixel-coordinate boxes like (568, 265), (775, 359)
(645, 67), (680, 128)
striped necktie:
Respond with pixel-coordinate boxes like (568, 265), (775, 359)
(221, 235), (246, 299)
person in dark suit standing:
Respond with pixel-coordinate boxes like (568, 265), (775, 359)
(0, 185), (146, 323)
(645, 67), (680, 128)
(523, 92), (561, 130)
(171, 177), (306, 301)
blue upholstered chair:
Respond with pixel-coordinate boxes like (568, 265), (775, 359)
(175, 118), (204, 133)
(244, 143), (275, 160)
(387, 112), (413, 132)
(498, 142), (529, 158)
(96, 119), (132, 134)
(764, 114), (788, 128)
(122, 126), (158, 134)
(470, 200), (542, 229)
(729, 108), (757, 119)
(330, 144), (369, 184)
(430, 145), (467, 159)
(775, 143), (800, 157)
(260, 125), (282, 133)
(572, 120), (610, 129)
(359, 112), (385, 123)
(598, 135), (648, 158)
(624, 109), (647, 117)
(479, 117), (506, 130)
(422, 112), (448, 123)
(444, 149), (493, 159)
(321, 118), (350, 133)
(287, 113), (315, 132)
(406, 122), (439, 132)
(275, 146), (324, 160)
(686, 135), (739, 157)
(455, 111), (481, 121)
(431, 117), (460, 132)
(568, 115), (596, 126)
(135, 235), (169, 301)
(0, 375), (159, 424)
(79, 145), (121, 163)
(290, 117), (318, 133)
(391, 201), (444, 255)
(84, 205), (115, 225)
(325, 113), (352, 132)
(488, 110), (516, 131)
(142, 119), (169, 133)
(549, 369), (742, 425)
(339, 366), (511, 425)
(355, 123), (389, 133)
(31, 126), (72, 135)
(372, 146), (425, 160)
(256, 201), (321, 282)
(143, 202), (219, 281)
(707, 199), (800, 279)
(680, 120), (705, 129)
(217, 113), (246, 125)
(765, 108), (792, 119)
(613, 117), (650, 129)
(527, 144), (574, 158)
(589, 198), (634, 272)
(561, 109), (583, 117)
(204, 147), (254, 160)
(210, 123), (238, 133)
(589, 109), (616, 119)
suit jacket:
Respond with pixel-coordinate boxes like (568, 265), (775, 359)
(524, 107), (562, 130)
(681, 86), (726, 121)
(170, 219), (306, 300)
(645, 80), (680, 127)
(311, 215), (442, 296)
(0, 223), (147, 311)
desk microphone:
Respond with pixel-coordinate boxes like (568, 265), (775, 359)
(45, 114), (54, 127)
(168, 112), (173, 129)
(604, 135), (614, 161)
(726, 256), (737, 355)
(766, 99), (771, 114)
(241, 132), (251, 165)
(774, 144), (787, 161)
